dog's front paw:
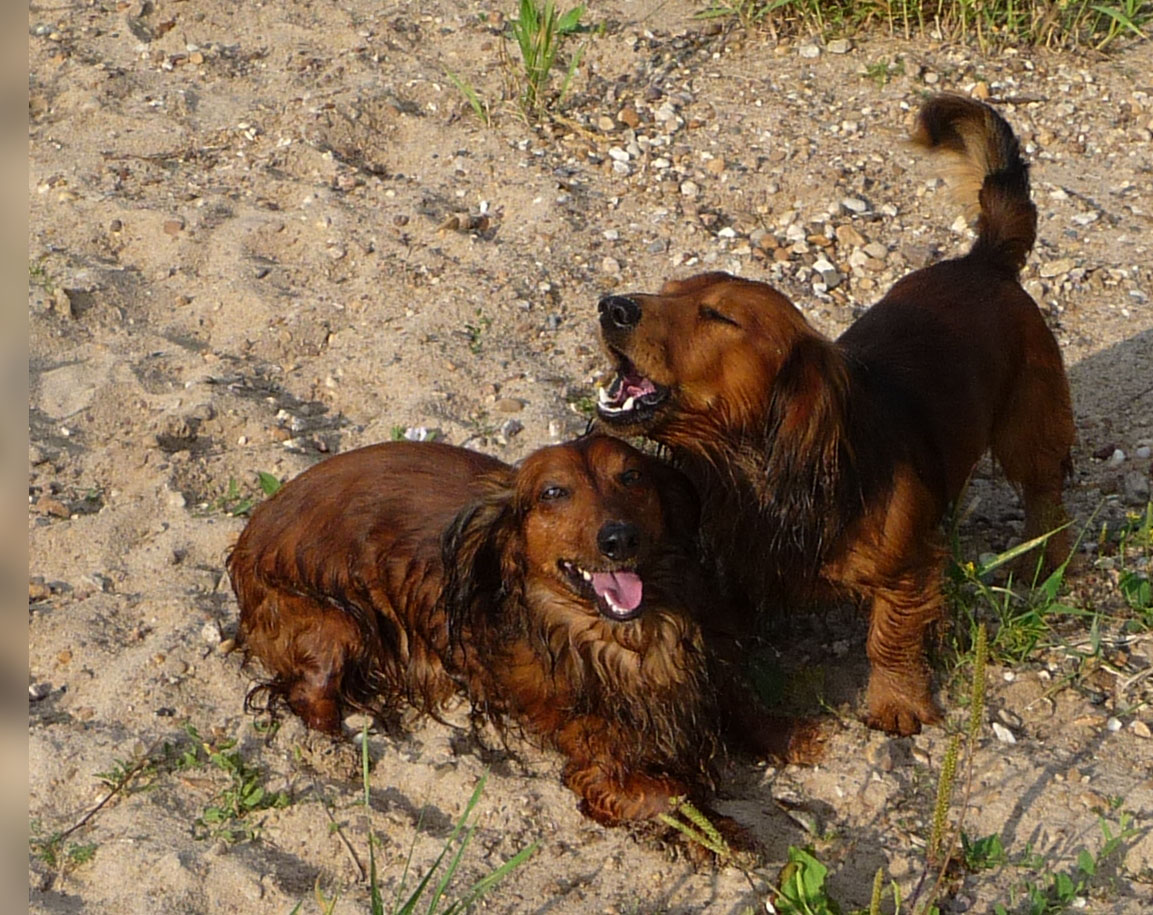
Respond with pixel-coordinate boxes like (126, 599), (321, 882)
(864, 670), (942, 736)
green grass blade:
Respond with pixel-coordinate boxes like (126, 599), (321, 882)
(442, 840), (541, 915)
(397, 774), (488, 915)
(976, 525), (1071, 576)
(424, 823), (476, 915)
(1090, 3), (1147, 37)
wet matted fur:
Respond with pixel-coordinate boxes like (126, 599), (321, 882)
(596, 94), (1074, 736)
(228, 435), (726, 826)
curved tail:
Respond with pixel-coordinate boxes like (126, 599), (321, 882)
(912, 94), (1037, 273)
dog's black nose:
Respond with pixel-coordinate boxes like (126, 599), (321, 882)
(597, 521), (640, 561)
(598, 295), (641, 330)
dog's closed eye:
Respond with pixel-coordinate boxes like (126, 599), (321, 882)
(698, 305), (740, 327)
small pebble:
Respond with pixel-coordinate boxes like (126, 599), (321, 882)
(1131, 721), (1151, 739)
(617, 106), (640, 129)
(841, 197), (868, 214)
(1039, 258), (1075, 278)
(991, 722), (1017, 744)
(835, 225), (866, 247)
(998, 708), (1023, 729)
(827, 38), (852, 54)
(29, 682), (52, 701)
(1105, 717), (1122, 732)
(201, 621), (222, 646)
(679, 180), (699, 198)
(1123, 470), (1151, 505)
(797, 44), (820, 59)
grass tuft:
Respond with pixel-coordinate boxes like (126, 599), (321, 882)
(352, 721), (538, 915)
(510, 0), (588, 116)
(693, 0), (1150, 49)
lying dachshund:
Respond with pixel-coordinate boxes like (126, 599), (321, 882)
(596, 94), (1074, 735)
(228, 435), (730, 828)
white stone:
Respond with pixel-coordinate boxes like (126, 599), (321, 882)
(991, 722), (1017, 744)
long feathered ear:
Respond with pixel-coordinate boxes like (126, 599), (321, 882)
(441, 468), (519, 646)
(766, 335), (848, 471)
(761, 335), (852, 563)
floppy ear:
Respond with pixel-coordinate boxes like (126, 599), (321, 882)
(766, 335), (849, 472)
(658, 270), (735, 296)
(761, 336), (852, 563)
(441, 468), (520, 643)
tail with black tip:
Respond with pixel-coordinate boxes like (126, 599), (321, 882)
(913, 93), (1037, 273)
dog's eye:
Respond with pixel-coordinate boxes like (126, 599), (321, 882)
(699, 305), (740, 327)
(619, 468), (643, 487)
(539, 485), (569, 502)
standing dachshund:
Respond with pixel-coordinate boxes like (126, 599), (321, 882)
(228, 435), (727, 828)
(595, 95), (1074, 735)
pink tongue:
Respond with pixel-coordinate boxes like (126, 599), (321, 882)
(623, 374), (657, 398)
(590, 570), (643, 612)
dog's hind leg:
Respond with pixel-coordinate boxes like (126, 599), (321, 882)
(991, 322), (1075, 576)
(243, 592), (366, 735)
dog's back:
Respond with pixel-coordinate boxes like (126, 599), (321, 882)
(838, 96), (1072, 507)
(228, 442), (507, 731)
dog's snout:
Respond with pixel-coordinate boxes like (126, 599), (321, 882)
(598, 295), (641, 331)
(597, 521), (640, 561)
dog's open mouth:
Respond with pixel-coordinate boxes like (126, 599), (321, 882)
(559, 560), (645, 621)
(596, 355), (667, 425)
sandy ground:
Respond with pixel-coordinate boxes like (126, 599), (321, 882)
(28, 1), (1153, 912)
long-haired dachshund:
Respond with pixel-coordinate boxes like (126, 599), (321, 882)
(596, 94), (1074, 736)
(228, 435), (725, 828)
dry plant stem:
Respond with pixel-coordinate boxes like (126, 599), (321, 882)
(54, 738), (164, 846)
(312, 776), (367, 882)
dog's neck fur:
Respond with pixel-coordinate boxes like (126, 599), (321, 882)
(453, 579), (715, 776)
(673, 343), (893, 605)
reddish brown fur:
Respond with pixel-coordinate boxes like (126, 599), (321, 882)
(597, 95), (1074, 735)
(228, 436), (730, 828)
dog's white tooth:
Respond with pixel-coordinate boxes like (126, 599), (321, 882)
(597, 386), (611, 404)
(622, 396), (635, 411)
(581, 570), (592, 581)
